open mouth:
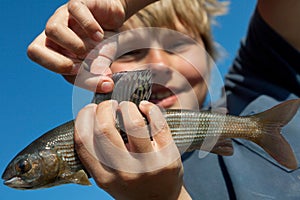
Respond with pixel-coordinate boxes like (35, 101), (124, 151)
(149, 84), (178, 108)
(150, 91), (173, 103)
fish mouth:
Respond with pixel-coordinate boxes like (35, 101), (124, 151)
(3, 176), (36, 190)
(2, 169), (32, 189)
(3, 176), (28, 189)
(2, 165), (15, 184)
(4, 176), (20, 185)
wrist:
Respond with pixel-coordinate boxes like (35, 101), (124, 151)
(177, 186), (192, 200)
(121, 0), (158, 19)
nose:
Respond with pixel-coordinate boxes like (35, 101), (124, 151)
(144, 49), (171, 66)
(144, 49), (173, 85)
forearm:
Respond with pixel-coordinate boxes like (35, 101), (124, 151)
(123, 0), (158, 19)
(257, 0), (300, 51)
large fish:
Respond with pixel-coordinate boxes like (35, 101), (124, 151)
(2, 70), (300, 190)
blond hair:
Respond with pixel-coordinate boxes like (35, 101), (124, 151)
(125, 0), (228, 60)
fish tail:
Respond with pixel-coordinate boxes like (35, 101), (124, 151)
(92, 69), (152, 105)
(251, 99), (300, 169)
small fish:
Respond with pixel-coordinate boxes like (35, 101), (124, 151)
(2, 70), (300, 190)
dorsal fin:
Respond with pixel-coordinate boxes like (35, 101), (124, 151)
(92, 69), (152, 105)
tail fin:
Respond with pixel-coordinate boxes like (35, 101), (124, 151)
(252, 99), (300, 170)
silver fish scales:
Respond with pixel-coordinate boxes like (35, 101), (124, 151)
(2, 70), (300, 189)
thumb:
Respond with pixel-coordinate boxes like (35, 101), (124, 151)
(72, 31), (118, 93)
(89, 31), (118, 74)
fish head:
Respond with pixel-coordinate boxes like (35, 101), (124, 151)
(2, 149), (60, 189)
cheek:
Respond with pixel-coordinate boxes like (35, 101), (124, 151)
(194, 82), (208, 104)
(173, 43), (209, 83)
(174, 55), (209, 86)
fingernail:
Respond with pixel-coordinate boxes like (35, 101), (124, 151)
(71, 63), (81, 74)
(101, 81), (114, 92)
(93, 31), (103, 42)
(84, 103), (97, 109)
(139, 100), (149, 107)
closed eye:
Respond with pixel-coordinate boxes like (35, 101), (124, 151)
(116, 49), (148, 61)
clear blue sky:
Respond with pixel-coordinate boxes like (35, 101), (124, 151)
(0, 1), (255, 199)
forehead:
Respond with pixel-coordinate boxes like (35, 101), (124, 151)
(120, 17), (195, 37)
(112, 27), (202, 58)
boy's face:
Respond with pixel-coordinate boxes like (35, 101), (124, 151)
(109, 20), (209, 110)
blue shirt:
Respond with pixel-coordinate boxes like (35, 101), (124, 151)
(183, 8), (300, 200)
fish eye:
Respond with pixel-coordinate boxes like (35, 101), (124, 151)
(16, 159), (32, 174)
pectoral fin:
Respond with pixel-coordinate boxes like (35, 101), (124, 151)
(71, 170), (92, 186)
(210, 138), (233, 156)
(59, 170), (92, 186)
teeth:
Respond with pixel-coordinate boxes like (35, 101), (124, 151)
(150, 91), (172, 100)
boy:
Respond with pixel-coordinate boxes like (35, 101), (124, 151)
(27, 0), (300, 199)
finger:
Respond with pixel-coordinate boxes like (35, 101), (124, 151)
(94, 100), (125, 149)
(139, 101), (172, 147)
(119, 101), (153, 153)
(70, 66), (114, 93)
(70, 32), (118, 91)
(45, 4), (89, 56)
(74, 103), (98, 160)
(74, 103), (110, 179)
(89, 33), (118, 74)
(69, 33), (118, 92)
(68, 0), (104, 41)
(64, 73), (114, 93)
(93, 100), (136, 170)
(28, 33), (114, 92)
(138, 101), (181, 170)
(27, 31), (80, 75)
